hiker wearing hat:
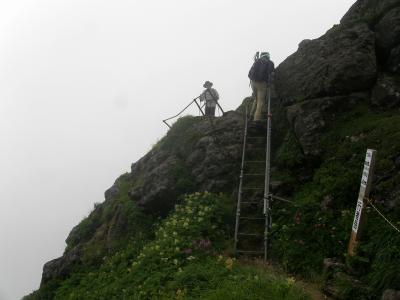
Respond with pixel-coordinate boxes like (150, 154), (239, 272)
(200, 81), (220, 117)
(248, 52), (275, 121)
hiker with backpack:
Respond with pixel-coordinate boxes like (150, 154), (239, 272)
(248, 52), (275, 121)
(200, 81), (220, 117)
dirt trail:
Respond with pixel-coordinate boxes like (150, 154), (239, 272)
(296, 280), (332, 300)
(238, 258), (332, 300)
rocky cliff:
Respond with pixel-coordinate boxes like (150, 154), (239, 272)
(27, 0), (400, 299)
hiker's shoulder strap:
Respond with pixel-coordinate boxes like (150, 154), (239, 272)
(211, 88), (219, 100)
(207, 88), (219, 101)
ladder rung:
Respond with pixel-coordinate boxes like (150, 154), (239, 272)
(246, 147), (265, 151)
(238, 233), (263, 237)
(245, 161), (265, 163)
(243, 173), (264, 176)
(241, 201), (262, 205)
(242, 188), (264, 190)
(236, 250), (264, 254)
(240, 217), (265, 220)
(247, 136), (265, 139)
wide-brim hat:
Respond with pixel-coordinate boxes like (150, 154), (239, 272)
(203, 81), (213, 88)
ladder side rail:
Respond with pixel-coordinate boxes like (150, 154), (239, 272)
(264, 79), (273, 261)
(234, 106), (249, 254)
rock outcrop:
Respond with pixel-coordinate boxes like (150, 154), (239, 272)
(372, 73), (400, 107)
(273, 0), (400, 163)
(275, 23), (377, 104)
(128, 112), (244, 214)
(376, 7), (400, 54)
(341, 0), (400, 27)
(285, 93), (367, 156)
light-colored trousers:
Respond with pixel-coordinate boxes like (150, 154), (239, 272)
(250, 81), (268, 121)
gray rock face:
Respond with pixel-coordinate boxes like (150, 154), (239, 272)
(285, 94), (366, 156)
(275, 23), (377, 104)
(376, 7), (400, 55)
(130, 153), (181, 215)
(128, 111), (244, 215)
(41, 246), (82, 284)
(105, 184), (119, 202)
(341, 0), (400, 26)
(372, 73), (400, 108)
(387, 45), (400, 73)
(286, 100), (326, 156)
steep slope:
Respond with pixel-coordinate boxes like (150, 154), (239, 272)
(39, 113), (245, 286)
(26, 0), (400, 298)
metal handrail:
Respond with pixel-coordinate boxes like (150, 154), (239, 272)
(162, 96), (225, 128)
(162, 97), (204, 128)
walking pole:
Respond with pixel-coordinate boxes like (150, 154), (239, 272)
(216, 102), (225, 115)
(264, 77), (272, 261)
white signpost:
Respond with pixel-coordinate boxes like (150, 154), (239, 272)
(348, 149), (377, 256)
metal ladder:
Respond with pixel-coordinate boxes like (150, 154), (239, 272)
(234, 86), (273, 261)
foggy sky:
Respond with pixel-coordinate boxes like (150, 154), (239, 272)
(0, 1), (355, 299)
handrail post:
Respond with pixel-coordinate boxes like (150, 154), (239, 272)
(163, 120), (172, 129)
(162, 97), (201, 128)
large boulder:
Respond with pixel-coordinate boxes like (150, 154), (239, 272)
(286, 93), (367, 156)
(130, 153), (181, 215)
(275, 23), (377, 104)
(341, 0), (400, 27)
(387, 45), (400, 74)
(41, 246), (82, 284)
(129, 112), (244, 215)
(376, 7), (400, 57)
(286, 100), (326, 156)
(371, 73), (400, 108)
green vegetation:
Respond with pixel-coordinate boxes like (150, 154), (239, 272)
(268, 104), (400, 297)
(64, 173), (155, 264)
(26, 193), (310, 300)
(275, 131), (305, 169)
(155, 116), (204, 157)
(172, 160), (197, 195)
